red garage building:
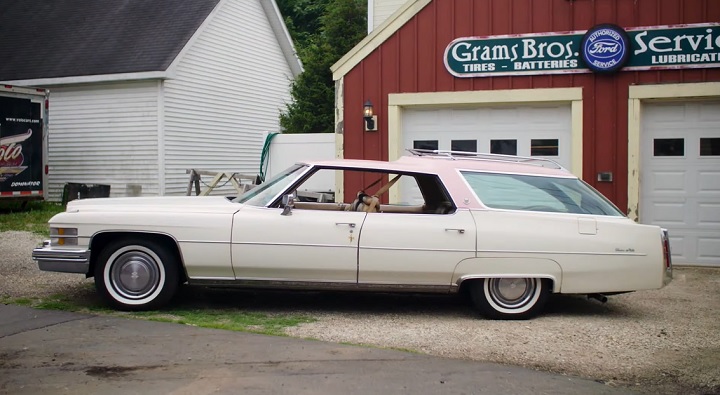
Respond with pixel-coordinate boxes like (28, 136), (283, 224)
(332, 0), (720, 266)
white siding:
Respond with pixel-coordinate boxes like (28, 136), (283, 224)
(163, 0), (294, 196)
(46, 82), (159, 201)
(373, 0), (407, 31)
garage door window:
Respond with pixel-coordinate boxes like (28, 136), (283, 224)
(490, 139), (517, 155)
(451, 139), (477, 153)
(414, 140), (438, 150)
(653, 138), (684, 156)
(700, 138), (720, 156)
(531, 139), (559, 156)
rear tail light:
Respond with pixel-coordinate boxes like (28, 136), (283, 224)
(661, 229), (672, 269)
(661, 228), (673, 285)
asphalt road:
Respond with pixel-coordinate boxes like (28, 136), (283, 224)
(0, 304), (636, 395)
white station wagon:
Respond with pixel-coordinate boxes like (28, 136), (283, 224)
(33, 150), (672, 319)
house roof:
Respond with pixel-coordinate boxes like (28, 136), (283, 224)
(0, 0), (302, 85)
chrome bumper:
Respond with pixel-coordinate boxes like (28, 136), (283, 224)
(32, 240), (90, 274)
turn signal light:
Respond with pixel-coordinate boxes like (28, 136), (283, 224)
(50, 227), (78, 246)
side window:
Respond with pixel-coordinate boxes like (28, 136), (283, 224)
(294, 168), (338, 203)
(285, 167), (455, 214)
(460, 171), (624, 216)
(554, 183), (583, 208)
(463, 173), (566, 212)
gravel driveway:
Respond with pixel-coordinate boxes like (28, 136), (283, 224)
(2, 230), (718, 395)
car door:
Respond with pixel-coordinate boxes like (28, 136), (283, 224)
(357, 210), (477, 287)
(231, 205), (366, 283)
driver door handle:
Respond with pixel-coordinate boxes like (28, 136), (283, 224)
(445, 228), (465, 234)
(336, 222), (356, 228)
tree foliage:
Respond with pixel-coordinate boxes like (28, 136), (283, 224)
(275, 0), (329, 59)
(278, 0), (367, 133)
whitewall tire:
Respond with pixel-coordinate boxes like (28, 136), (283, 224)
(94, 238), (179, 311)
(470, 277), (549, 320)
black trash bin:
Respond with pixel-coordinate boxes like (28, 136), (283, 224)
(62, 183), (111, 205)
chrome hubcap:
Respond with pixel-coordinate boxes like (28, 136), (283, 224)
(110, 251), (160, 299)
(489, 278), (536, 309)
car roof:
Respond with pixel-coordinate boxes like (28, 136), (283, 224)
(302, 153), (575, 178)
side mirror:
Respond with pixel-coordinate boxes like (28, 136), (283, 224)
(281, 194), (295, 216)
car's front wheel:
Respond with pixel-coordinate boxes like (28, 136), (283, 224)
(469, 277), (549, 320)
(94, 238), (179, 311)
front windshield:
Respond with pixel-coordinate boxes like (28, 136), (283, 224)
(234, 164), (308, 207)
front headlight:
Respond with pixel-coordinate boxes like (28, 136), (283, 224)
(50, 227), (78, 246)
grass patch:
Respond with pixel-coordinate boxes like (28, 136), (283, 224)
(0, 201), (65, 235)
(8, 297), (33, 306)
(131, 309), (315, 336)
(1, 291), (316, 337)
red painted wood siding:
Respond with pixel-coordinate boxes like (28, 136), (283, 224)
(343, 0), (720, 209)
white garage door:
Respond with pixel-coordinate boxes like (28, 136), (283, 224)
(401, 105), (572, 204)
(641, 101), (720, 266)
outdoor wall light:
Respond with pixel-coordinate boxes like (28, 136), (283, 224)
(363, 100), (378, 132)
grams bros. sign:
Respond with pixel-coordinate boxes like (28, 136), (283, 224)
(444, 23), (720, 77)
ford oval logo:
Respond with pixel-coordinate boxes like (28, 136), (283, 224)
(580, 24), (630, 73)
(588, 40), (621, 58)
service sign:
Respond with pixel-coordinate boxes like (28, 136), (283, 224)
(444, 23), (720, 77)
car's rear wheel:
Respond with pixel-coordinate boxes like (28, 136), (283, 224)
(469, 277), (549, 320)
(94, 238), (179, 311)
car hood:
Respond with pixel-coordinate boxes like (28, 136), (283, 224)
(65, 196), (242, 214)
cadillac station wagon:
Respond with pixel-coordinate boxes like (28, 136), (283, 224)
(32, 150), (673, 319)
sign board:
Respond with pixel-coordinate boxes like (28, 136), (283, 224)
(444, 23), (720, 77)
(0, 96), (44, 196)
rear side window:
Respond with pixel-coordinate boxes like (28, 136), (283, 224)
(460, 171), (624, 216)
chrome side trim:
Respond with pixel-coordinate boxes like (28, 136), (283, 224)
(360, 246), (475, 253)
(175, 244), (638, 256)
(457, 274), (557, 287)
(230, 242), (357, 249)
(189, 278), (455, 294)
(478, 249), (647, 257)
(228, 242), (473, 253)
(32, 242), (90, 274)
(175, 240), (230, 245)
(91, 229), (181, 243)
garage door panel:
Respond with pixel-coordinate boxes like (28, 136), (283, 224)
(698, 203), (720, 226)
(404, 110), (444, 131)
(649, 170), (687, 193)
(698, 102), (720, 121)
(489, 107), (520, 124)
(450, 108), (480, 125)
(698, 171), (720, 192)
(641, 100), (720, 265)
(645, 104), (685, 122)
(649, 202), (689, 225)
(698, 237), (720, 261)
(669, 236), (685, 258)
